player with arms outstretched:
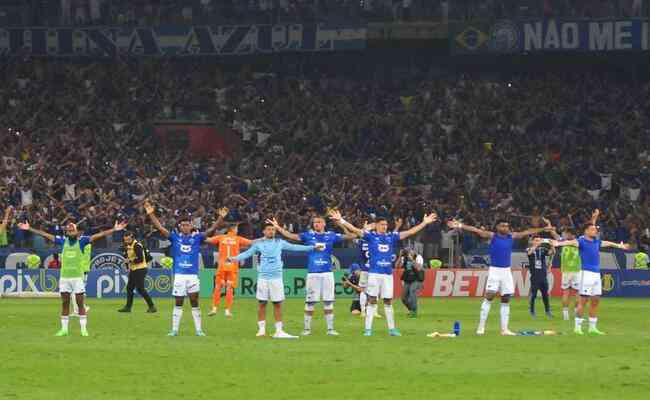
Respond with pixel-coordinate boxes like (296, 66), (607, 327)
(229, 221), (325, 339)
(330, 210), (437, 337)
(447, 219), (551, 335)
(207, 208), (252, 317)
(18, 220), (127, 336)
(552, 217), (630, 335)
(145, 200), (212, 337)
(268, 215), (356, 336)
(350, 221), (387, 319)
(548, 210), (600, 320)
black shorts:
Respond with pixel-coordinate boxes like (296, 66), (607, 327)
(530, 278), (549, 291)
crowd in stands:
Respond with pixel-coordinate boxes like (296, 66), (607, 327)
(1, 57), (650, 262)
(0, 1), (647, 27)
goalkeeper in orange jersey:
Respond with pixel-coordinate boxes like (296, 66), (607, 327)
(207, 216), (252, 317)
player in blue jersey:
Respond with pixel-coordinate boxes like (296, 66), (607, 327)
(352, 219), (401, 318)
(229, 221), (324, 339)
(552, 220), (629, 335)
(448, 219), (551, 336)
(268, 216), (356, 336)
(144, 200), (215, 337)
(330, 210), (437, 337)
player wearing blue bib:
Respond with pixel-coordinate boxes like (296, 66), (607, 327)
(552, 218), (629, 336)
(145, 200), (221, 337)
(269, 216), (356, 336)
(330, 210), (437, 337)
(448, 219), (551, 336)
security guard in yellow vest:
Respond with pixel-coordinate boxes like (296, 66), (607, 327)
(118, 231), (156, 313)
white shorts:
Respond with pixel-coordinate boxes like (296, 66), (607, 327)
(579, 271), (602, 297)
(485, 267), (514, 295)
(59, 278), (86, 294)
(561, 272), (581, 291)
(306, 272), (335, 303)
(366, 273), (394, 299)
(172, 274), (200, 297)
(359, 271), (369, 288)
(257, 278), (285, 303)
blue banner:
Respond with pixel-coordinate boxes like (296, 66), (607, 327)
(0, 268), (172, 298)
(0, 24), (366, 57)
(600, 270), (650, 297)
(0, 247), (362, 298)
(453, 19), (650, 54)
(1, 268), (649, 298)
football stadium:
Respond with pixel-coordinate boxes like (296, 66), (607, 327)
(1, 1), (650, 400)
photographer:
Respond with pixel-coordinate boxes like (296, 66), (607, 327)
(526, 236), (554, 318)
(396, 248), (424, 318)
(342, 263), (364, 315)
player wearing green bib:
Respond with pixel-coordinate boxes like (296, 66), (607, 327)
(19, 220), (127, 336)
(72, 241), (92, 316)
(559, 231), (581, 321)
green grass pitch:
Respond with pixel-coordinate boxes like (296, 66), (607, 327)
(1, 297), (649, 400)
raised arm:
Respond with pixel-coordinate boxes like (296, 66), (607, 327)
(540, 218), (562, 240)
(339, 225), (359, 240)
(512, 219), (553, 240)
(144, 200), (170, 238)
(266, 217), (300, 242)
(231, 242), (258, 262)
(447, 219), (494, 239)
(589, 209), (600, 225)
(18, 222), (56, 242)
(282, 241), (317, 253)
(338, 223), (359, 240)
(328, 210), (364, 236)
(90, 221), (128, 242)
(205, 207), (229, 236)
(399, 213), (437, 240)
(550, 239), (579, 248)
(601, 241), (631, 250)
